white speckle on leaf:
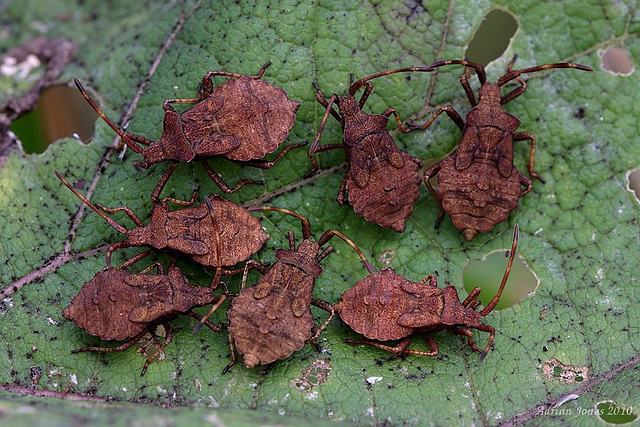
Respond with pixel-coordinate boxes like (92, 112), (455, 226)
(0, 54), (41, 78)
(534, 228), (543, 235)
(224, 378), (236, 396)
(366, 376), (383, 385)
(46, 317), (61, 326)
(156, 386), (167, 393)
(278, 409), (286, 416)
(367, 407), (375, 417)
(267, 399), (278, 405)
(595, 268), (604, 281)
(194, 378), (202, 392)
(122, 387), (127, 392)
(208, 396), (220, 408)
(305, 390), (318, 400)
(70, 374), (77, 385)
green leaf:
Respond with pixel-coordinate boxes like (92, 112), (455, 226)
(1, 0), (639, 425)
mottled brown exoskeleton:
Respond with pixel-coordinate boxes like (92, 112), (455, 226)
(335, 225), (519, 362)
(198, 206), (373, 372)
(63, 260), (227, 375)
(308, 67), (434, 232)
(56, 170), (269, 269)
(419, 57), (593, 240)
(75, 62), (302, 202)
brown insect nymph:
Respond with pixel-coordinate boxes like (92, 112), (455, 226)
(307, 67), (433, 232)
(64, 260), (226, 375)
(75, 62), (302, 201)
(196, 206), (372, 372)
(335, 224), (519, 362)
(56, 170), (269, 269)
(419, 56), (593, 240)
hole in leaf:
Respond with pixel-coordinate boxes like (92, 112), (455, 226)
(599, 47), (634, 76)
(463, 250), (538, 310)
(625, 168), (640, 202)
(378, 250), (396, 265)
(291, 359), (331, 393)
(597, 401), (638, 424)
(10, 85), (98, 153)
(543, 358), (589, 383)
(465, 9), (518, 67)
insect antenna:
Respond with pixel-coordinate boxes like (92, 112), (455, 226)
(317, 230), (373, 274)
(55, 170), (128, 234)
(73, 78), (145, 154)
(479, 224), (519, 316)
(429, 60), (486, 85)
(348, 66), (434, 95)
(246, 206), (311, 239)
(497, 62), (593, 86)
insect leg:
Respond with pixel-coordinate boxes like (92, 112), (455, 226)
(451, 327), (483, 353)
(106, 241), (133, 269)
(358, 81), (374, 108)
(423, 161), (445, 227)
(116, 249), (155, 270)
(313, 82), (342, 125)
(335, 172), (348, 206)
(288, 230), (296, 251)
(138, 261), (165, 275)
(500, 76), (527, 105)
(316, 246), (334, 263)
(200, 161), (264, 193)
(162, 95), (202, 112)
(347, 335), (439, 358)
(236, 141), (308, 168)
(419, 275), (438, 287)
(71, 328), (147, 354)
(94, 204), (145, 227)
(222, 335), (237, 374)
(219, 259), (268, 276)
(303, 143), (343, 179)
(307, 93), (342, 176)
(317, 230), (373, 274)
(186, 311), (222, 333)
(460, 65), (477, 106)
(476, 324), (494, 364)
(149, 162), (179, 203)
(309, 298), (336, 340)
(162, 190), (197, 206)
(513, 132), (545, 183)
(345, 336), (412, 356)
(140, 323), (173, 376)
(404, 105), (465, 132)
(462, 286), (482, 307)
(391, 335), (439, 358)
(520, 172), (533, 195)
(200, 62), (272, 97)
